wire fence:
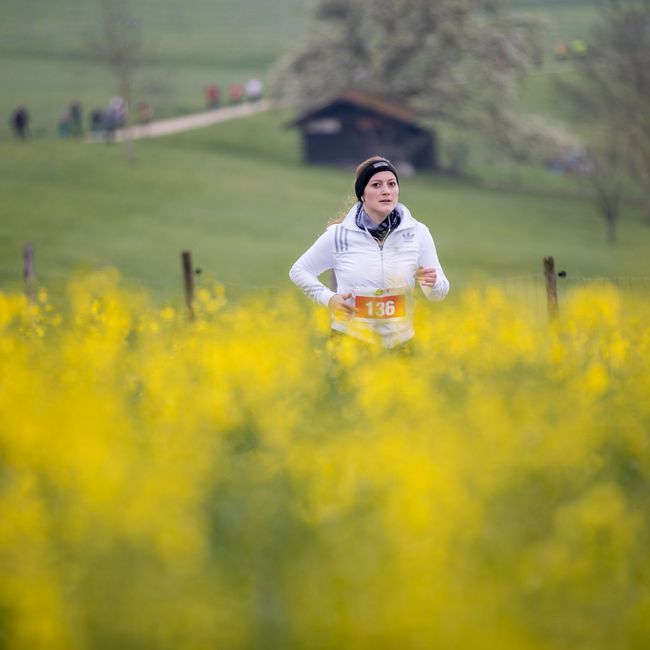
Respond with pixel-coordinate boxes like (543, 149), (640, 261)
(2, 247), (649, 322)
(484, 274), (550, 320)
(487, 273), (650, 299)
(485, 272), (650, 321)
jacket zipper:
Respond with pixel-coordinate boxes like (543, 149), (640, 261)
(361, 226), (397, 290)
(377, 230), (394, 288)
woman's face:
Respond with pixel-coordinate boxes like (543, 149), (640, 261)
(362, 171), (399, 222)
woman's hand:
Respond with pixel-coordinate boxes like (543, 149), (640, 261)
(328, 293), (356, 320)
(415, 266), (437, 287)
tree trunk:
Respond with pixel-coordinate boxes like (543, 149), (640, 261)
(120, 77), (134, 164)
(606, 212), (617, 244)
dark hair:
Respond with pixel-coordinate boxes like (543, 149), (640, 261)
(327, 156), (399, 227)
(354, 156), (399, 200)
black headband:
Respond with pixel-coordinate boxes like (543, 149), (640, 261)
(354, 159), (399, 201)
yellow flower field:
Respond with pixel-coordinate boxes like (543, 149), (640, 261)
(1, 271), (649, 649)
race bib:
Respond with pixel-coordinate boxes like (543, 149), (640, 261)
(354, 289), (407, 320)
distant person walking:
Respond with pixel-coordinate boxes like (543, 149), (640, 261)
(245, 79), (263, 102)
(290, 156), (449, 349)
(69, 100), (83, 137)
(204, 83), (220, 109)
(89, 108), (105, 141)
(136, 101), (153, 124)
(10, 105), (30, 139)
(57, 108), (72, 139)
(228, 83), (245, 105)
(104, 97), (127, 141)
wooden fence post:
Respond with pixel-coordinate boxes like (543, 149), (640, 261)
(23, 242), (35, 304)
(543, 256), (559, 321)
(181, 250), (195, 320)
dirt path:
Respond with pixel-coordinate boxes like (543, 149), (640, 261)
(103, 100), (272, 142)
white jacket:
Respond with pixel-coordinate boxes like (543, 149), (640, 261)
(289, 203), (449, 346)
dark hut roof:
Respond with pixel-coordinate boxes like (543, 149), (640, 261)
(289, 89), (419, 127)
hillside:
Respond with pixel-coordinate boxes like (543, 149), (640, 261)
(2, 0), (647, 305)
(0, 0), (309, 135)
(1, 0), (604, 138)
(1, 108), (648, 304)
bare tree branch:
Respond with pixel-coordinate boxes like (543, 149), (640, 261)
(93, 0), (143, 161)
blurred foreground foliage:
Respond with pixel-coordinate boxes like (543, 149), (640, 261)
(1, 271), (649, 649)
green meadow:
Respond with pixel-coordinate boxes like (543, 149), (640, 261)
(1, 0), (605, 136)
(0, 0), (308, 134)
(1, 0), (647, 306)
(2, 109), (648, 302)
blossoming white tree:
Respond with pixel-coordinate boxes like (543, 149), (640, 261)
(270, 0), (573, 161)
(560, 0), (650, 227)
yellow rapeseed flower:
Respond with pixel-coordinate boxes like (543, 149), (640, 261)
(0, 274), (648, 648)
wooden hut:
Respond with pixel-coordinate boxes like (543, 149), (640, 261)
(289, 90), (436, 170)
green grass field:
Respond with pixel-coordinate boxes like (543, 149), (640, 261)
(0, 0), (309, 135)
(509, 0), (606, 47)
(2, 0), (647, 306)
(1, 108), (648, 306)
(1, 0), (604, 138)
